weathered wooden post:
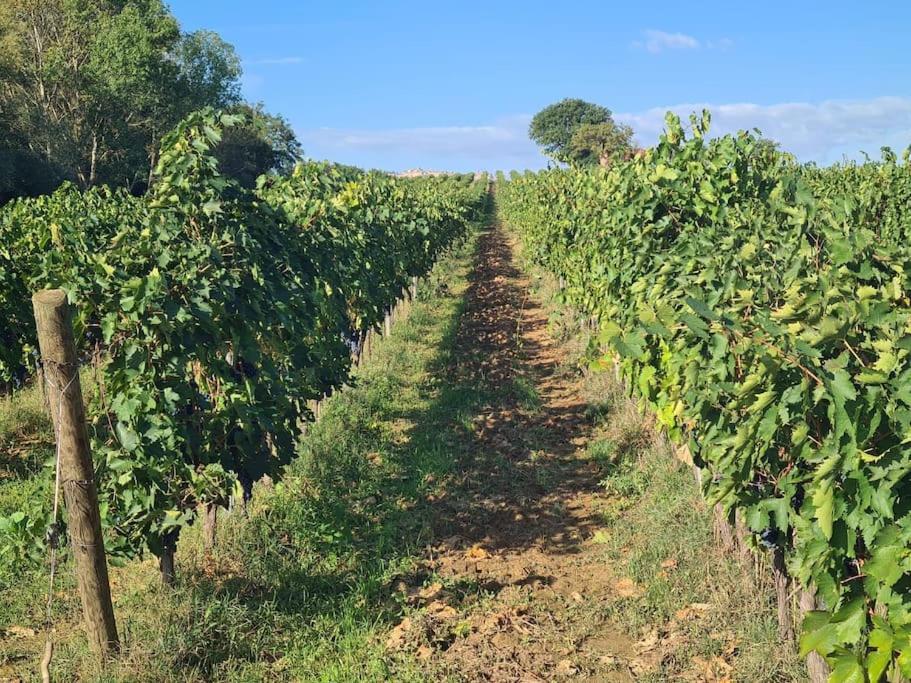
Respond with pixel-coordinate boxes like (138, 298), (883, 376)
(32, 289), (119, 658)
(202, 502), (218, 554)
(771, 548), (793, 642)
(799, 589), (830, 682)
(158, 537), (177, 586)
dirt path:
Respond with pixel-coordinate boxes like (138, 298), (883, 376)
(390, 224), (636, 681)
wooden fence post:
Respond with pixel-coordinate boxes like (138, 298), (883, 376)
(33, 289), (119, 659)
(202, 502), (218, 554)
(799, 589), (830, 682)
(772, 547), (793, 642)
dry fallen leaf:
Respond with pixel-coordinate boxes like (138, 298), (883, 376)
(688, 655), (733, 682)
(675, 602), (712, 621)
(555, 658), (578, 676)
(418, 582), (444, 601)
(426, 600), (458, 619)
(466, 544), (490, 560)
(613, 577), (642, 598)
(385, 617), (413, 650)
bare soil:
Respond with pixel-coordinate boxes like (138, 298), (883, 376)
(386, 225), (638, 681)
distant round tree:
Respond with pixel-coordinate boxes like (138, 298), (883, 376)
(528, 98), (612, 164)
(568, 121), (635, 168)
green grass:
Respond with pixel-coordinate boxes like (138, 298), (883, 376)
(0, 378), (53, 486)
(513, 228), (807, 682)
(592, 443), (805, 681)
(509, 373), (542, 412)
(0, 367), (100, 518)
(0, 231), (484, 682)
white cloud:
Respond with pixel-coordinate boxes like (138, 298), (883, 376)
(616, 96), (911, 163)
(632, 30), (734, 54)
(244, 56), (304, 66)
(634, 30), (700, 54)
(297, 115), (544, 171)
(707, 37), (735, 50)
(295, 96), (911, 171)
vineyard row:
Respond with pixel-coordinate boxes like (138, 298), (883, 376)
(498, 111), (911, 682)
(0, 109), (490, 578)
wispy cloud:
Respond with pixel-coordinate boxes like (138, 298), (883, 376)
(297, 115), (543, 171)
(295, 96), (911, 171)
(632, 30), (734, 54)
(243, 56), (304, 66)
(633, 30), (700, 54)
(707, 37), (735, 50)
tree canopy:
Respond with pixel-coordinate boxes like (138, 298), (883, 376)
(0, 0), (297, 203)
(528, 98), (634, 166)
(528, 98), (610, 164)
(568, 121), (635, 167)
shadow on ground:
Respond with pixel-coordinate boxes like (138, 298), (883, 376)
(35, 222), (624, 682)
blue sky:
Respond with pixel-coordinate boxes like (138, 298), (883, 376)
(170, 1), (911, 172)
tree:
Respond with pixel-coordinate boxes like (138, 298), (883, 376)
(0, 1), (243, 200)
(214, 103), (303, 188)
(528, 98), (612, 164)
(85, 1), (183, 189)
(135, 29), (242, 191)
(567, 121), (635, 168)
(0, 1), (181, 188)
(171, 30), (241, 111)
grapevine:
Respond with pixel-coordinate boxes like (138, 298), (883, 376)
(0, 109), (489, 572)
(499, 111), (911, 681)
